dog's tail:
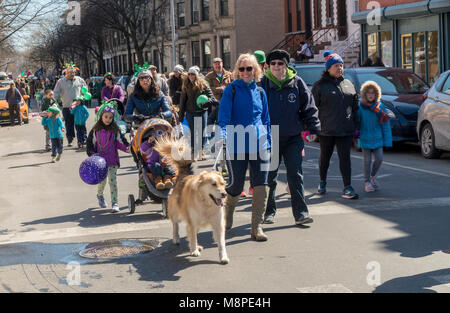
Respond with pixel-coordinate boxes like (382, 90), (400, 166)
(153, 136), (194, 178)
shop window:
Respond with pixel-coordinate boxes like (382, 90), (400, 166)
(367, 33), (378, 60)
(428, 31), (439, 84)
(414, 32), (426, 81)
(401, 34), (412, 70)
(380, 31), (392, 67)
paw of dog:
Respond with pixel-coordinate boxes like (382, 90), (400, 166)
(191, 250), (201, 257)
(220, 257), (230, 265)
(197, 245), (203, 251)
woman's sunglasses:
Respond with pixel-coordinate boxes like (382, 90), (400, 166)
(270, 61), (285, 66)
(139, 76), (151, 80)
(238, 67), (253, 72)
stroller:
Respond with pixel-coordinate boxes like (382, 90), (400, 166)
(128, 117), (177, 218)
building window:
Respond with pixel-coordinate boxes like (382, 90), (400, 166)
(191, 0), (199, 24)
(153, 50), (160, 70)
(326, 0), (333, 25)
(354, 0), (359, 12)
(177, 2), (185, 28)
(192, 41), (200, 66)
(201, 0), (209, 21)
(220, 0), (228, 17)
(221, 36), (231, 69)
(314, 0), (321, 28)
(428, 31), (439, 84)
(287, 0), (292, 33)
(202, 39), (211, 70)
(296, 0), (302, 31)
(178, 43), (187, 68)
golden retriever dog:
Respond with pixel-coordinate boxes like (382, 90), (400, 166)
(154, 137), (229, 264)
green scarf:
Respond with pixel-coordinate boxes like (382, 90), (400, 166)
(265, 67), (297, 90)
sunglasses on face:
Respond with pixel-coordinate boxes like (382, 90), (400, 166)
(270, 61), (285, 66)
(238, 67), (253, 72)
(139, 76), (151, 80)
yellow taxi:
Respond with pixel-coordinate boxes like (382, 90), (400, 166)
(0, 86), (30, 124)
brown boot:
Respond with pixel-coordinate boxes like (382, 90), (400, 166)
(224, 193), (240, 230)
(163, 176), (174, 189)
(250, 185), (269, 241)
(155, 176), (165, 190)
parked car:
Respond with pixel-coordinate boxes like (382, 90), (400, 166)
(0, 86), (30, 124)
(416, 70), (450, 159)
(292, 64), (430, 143)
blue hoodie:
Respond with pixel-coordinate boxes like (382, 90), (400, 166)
(70, 105), (90, 126)
(218, 79), (271, 154)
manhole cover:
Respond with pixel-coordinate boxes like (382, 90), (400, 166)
(79, 239), (156, 259)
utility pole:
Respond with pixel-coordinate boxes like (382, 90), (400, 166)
(170, 0), (176, 70)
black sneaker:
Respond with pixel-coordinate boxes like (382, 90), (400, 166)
(295, 214), (314, 225)
(342, 186), (359, 199)
(317, 181), (327, 194)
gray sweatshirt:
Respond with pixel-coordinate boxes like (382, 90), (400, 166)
(53, 76), (87, 108)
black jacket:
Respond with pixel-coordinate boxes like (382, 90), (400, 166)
(168, 75), (183, 106)
(312, 72), (359, 137)
(259, 75), (320, 138)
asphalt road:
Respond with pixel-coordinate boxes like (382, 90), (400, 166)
(0, 103), (449, 293)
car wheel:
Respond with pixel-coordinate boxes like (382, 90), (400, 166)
(420, 124), (441, 159)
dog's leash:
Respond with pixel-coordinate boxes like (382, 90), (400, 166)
(213, 143), (234, 189)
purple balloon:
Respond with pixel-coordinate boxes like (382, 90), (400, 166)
(79, 156), (108, 185)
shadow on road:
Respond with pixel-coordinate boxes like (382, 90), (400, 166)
(8, 161), (54, 169)
(374, 268), (450, 293)
(3, 149), (49, 157)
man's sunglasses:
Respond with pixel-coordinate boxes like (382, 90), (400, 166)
(270, 61), (285, 66)
(238, 67), (253, 72)
(139, 76), (151, 80)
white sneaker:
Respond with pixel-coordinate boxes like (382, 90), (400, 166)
(365, 182), (375, 192)
(111, 203), (120, 213)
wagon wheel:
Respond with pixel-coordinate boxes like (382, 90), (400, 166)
(128, 194), (136, 214)
(161, 199), (168, 219)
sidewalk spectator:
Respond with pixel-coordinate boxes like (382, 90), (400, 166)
(205, 57), (233, 103)
(219, 53), (271, 241)
(297, 41), (312, 62)
(312, 51), (360, 199)
(53, 63), (88, 147)
(254, 50), (267, 74)
(358, 81), (392, 192)
(260, 49), (321, 225)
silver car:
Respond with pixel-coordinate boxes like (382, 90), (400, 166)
(417, 70), (450, 158)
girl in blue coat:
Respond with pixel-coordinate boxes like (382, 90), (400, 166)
(358, 81), (393, 192)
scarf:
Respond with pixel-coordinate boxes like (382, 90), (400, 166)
(361, 101), (391, 124)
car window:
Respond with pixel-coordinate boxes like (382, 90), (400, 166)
(344, 72), (356, 85)
(356, 70), (429, 95)
(440, 75), (450, 95)
(294, 66), (323, 86)
(0, 90), (6, 100)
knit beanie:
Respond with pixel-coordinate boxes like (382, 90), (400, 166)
(188, 66), (200, 76)
(324, 51), (344, 70)
(266, 49), (290, 65)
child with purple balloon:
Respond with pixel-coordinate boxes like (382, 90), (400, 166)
(86, 102), (130, 213)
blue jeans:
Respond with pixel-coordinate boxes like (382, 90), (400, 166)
(265, 135), (308, 220)
(51, 138), (63, 157)
(226, 150), (270, 197)
(75, 125), (87, 144)
(185, 111), (208, 154)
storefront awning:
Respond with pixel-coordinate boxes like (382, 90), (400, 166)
(352, 0), (450, 24)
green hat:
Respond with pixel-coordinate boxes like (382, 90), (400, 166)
(47, 106), (60, 115)
(254, 50), (266, 64)
(196, 95), (209, 109)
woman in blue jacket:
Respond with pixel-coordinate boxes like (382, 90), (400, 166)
(124, 69), (172, 122)
(218, 53), (271, 241)
(358, 81), (392, 192)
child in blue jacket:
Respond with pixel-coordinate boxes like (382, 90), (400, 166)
(71, 102), (90, 149)
(41, 106), (65, 162)
(358, 81), (393, 192)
